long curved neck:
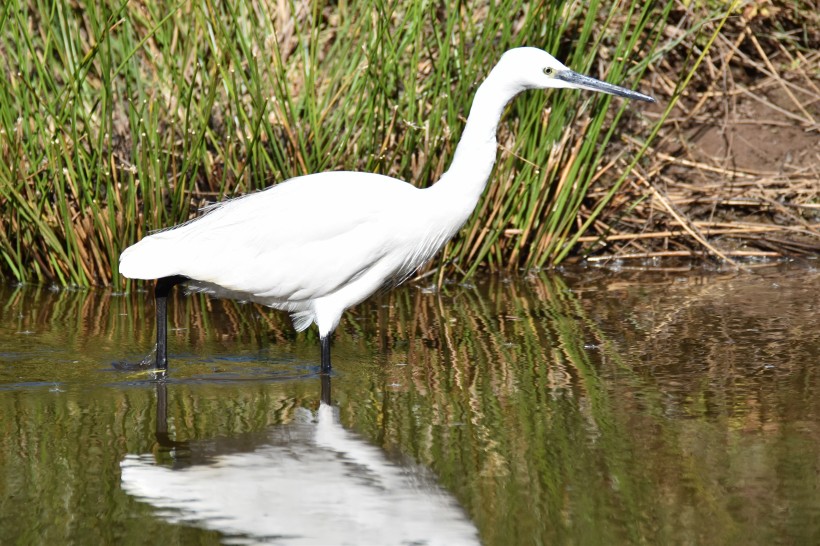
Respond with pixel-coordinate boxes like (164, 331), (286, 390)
(429, 66), (520, 218)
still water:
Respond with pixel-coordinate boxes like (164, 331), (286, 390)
(1, 264), (818, 545)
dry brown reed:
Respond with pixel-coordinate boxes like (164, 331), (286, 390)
(577, 2), (819, 266)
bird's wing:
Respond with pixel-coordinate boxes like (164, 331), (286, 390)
(120, 172), (422, 302)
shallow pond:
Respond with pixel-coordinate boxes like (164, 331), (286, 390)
(1, 264), (818, 545)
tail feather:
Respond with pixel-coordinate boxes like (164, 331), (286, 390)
(290, 310), (315, 332)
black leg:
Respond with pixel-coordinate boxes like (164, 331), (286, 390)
(154, 275), (186, 372)
(320, 335), (332, 375)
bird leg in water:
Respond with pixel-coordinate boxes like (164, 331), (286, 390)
(320, 335), (332, 375)
(155, 275), (186, 372)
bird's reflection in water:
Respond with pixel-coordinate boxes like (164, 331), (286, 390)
(121, 378), (479, 545)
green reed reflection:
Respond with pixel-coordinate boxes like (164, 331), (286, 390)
(332, 270), (820, 545)
(335, 275), (660, 545)
(1, 269), (818, 545)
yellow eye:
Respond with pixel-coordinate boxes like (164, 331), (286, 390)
(543, 67), (554, 76)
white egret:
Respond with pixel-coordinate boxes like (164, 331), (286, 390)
(119, 47), (654, 374)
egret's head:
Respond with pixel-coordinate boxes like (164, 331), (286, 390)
(499, 47), (655, 103)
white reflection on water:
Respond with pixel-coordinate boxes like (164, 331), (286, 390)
(121, 404), (479, 545)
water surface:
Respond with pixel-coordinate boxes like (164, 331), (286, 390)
(1, 264), (818, 544)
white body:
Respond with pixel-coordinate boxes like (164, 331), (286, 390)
(120, 47), (652, 338)
(121, 171), (479, 336)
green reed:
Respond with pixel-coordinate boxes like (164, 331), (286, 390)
(0, 0), (723, 286)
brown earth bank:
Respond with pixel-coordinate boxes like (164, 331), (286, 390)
(580, 1), (819, 267)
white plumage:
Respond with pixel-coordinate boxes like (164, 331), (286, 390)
(119, 47), (654, 372)
(121, 172), (464, 336)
